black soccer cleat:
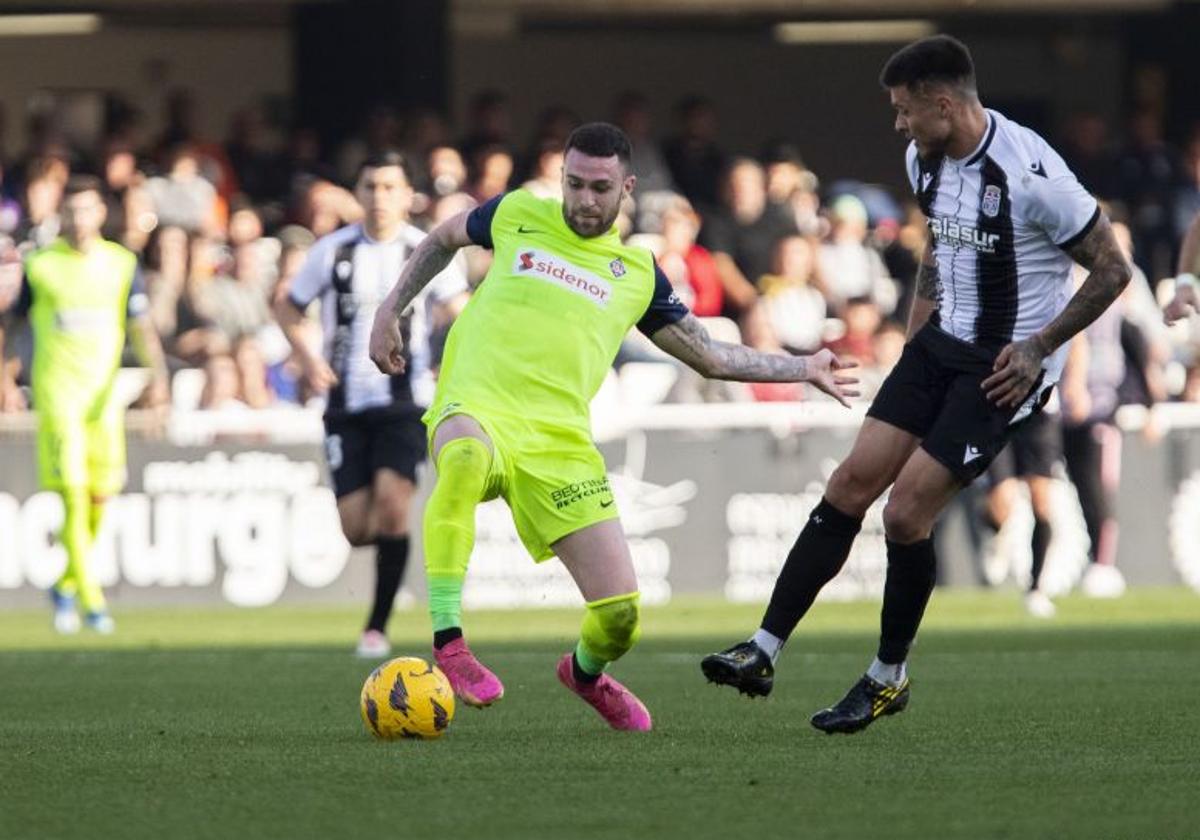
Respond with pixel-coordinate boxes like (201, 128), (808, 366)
(810, 674), (910, 734)
(700, 641), (775, 698)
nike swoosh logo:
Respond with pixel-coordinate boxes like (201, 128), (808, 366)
(518, 225), (541, 234)
(600, 499), (614, 508)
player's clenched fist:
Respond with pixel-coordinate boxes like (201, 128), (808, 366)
(369, 311), (406, 375)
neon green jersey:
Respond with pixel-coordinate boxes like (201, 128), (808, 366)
(21, 238), (144, 413)
(429, 190), (687, 439)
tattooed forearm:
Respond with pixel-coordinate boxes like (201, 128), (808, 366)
(650, 314), (808, 381)
(1035, 214), (1132, 354)
(390, 237), (457, 317)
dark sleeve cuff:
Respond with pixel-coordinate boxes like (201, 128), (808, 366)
(1056, 204), (1101, 251)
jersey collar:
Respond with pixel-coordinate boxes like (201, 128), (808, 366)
(958, 112), (997, 168)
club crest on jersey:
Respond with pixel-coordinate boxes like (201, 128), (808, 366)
(981, 185), (1002, 218)
(515, 248), (612, 307)
(609, 257), (626, 278)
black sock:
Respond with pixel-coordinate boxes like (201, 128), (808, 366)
(572, 652), (601, 685)
(878, 538), (937, 664)
(760, 498), (863, 640)
(433, 627), (463, 649)
(1030, 518), (1051, 592)
(365, 535), (409, 633)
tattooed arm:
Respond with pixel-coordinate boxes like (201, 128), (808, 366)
(370, 211), (474, 375)
(907, 240), (940, 340)
(648, 313), (860, 407)
(982, 213), (1131, 408)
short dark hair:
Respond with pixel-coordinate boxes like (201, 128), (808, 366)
(879, 35), (976, 94)
(356, 149), (411, 182)
(564, 122), (632, 168)
(63, 174), (104, 199)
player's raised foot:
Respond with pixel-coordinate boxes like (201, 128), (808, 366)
(700, 641), (774, 697)
(810, 675), (909, 735)
(84, 610), (115, 635)
(555, 654), (652, 731)
(433, 637), (504, 707)
(51, 588), (80, 635)
(355, 629), (391, 659)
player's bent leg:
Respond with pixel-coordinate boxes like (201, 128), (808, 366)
(703, 419), (919, 698)
(426, 417), (504, 707)
(812, 449), (959, 734)
(553, 520), (652, 731)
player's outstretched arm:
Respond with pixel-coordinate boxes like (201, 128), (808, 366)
(370, 210), (475, 375)
(648, 313), (860, 407)
(983, 213), (1131, 408)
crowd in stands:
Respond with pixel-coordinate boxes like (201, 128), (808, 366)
(2, 87), (1199, 415)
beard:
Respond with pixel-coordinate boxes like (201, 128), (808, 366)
(563, 205), (617, 238)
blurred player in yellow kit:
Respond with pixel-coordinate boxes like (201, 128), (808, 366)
(0, 176), (169, 633)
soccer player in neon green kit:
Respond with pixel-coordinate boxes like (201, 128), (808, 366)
(369, 124), (858, 730)
(0, 175), (170, 633)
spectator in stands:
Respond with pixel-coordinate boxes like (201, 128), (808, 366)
(823, 295), (882, 367)
(819, 194), (897, 314)
(16, 157), (67, 249)
(755, 235), (827, 355)
(225, 105), (286, 204)
(468, 145), (513, 204)
(146, 144), (219, 236)
(521, 139), (564, 201)
(658, 196), (723, 317)
(202, 238), (273, 346)
(613, 92), (675, 195)
(198, 352), (246, 411)
(427, 145), (468, 201)
(294, 178), (361, 238)
(700, 157), (798, 319)
(233, 334), (275, 409)
(663, 96), (726, 211)
(1113, 108), (1183, 280)
(143, 225), (190, 341)
(459, 90), (513, 168)
(761, 141), (824, 238)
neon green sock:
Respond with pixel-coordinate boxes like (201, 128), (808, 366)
(573, 641), (607, 677)
(423, 437), (491, 635)
(88, 499), (106, 541)
(58, 487), (105, 612)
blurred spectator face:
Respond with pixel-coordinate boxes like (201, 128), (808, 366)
(561, 148), (632, 239)
(726, 160), (766, 221)
(830, 195), (869, 243)
(843, 298), (882, 337)
(61, 189), (107, 243)
(888, 84), (954, 160)
(428, 146), (466, 196)
(227, 206), (263, 246)
(302, 181), (349, 237)
(535, 149), (564, 183)
(355, 164), (413, 234)
(25, 175), (64, 223)
(662, 203), (700, 254)
(169, 147), (200, 180)
(477, 149), (513, 190)
(774, 235), (814, 280)
(765, 160), (804, 204)
(105, 149), (138, 190)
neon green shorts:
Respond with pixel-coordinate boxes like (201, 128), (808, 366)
(424, 401), (619, 562)
(37, 399), (127, 496)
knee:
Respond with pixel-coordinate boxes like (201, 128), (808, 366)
(373, 500), (410, 538)
(882, 495), (931, 544)
(826, 462), (880, 516)
(582, 593), (641, 661)
(433, 437), (491, 503)
(342, 521), (374, 547)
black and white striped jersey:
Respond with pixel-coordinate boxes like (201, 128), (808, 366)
(288, 222), (467, 414)
(907, 108), (1099, 386)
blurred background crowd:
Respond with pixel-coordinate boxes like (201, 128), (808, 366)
(1, 81), (1199, 415)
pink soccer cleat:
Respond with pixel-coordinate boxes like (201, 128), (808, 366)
(556, 654), (653, 732)
(433, 638), (505, 707)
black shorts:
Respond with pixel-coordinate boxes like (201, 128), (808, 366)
(323, 406), (426, 498)
(987, 409), (1063, 484)
(866, 324), (1045, 484)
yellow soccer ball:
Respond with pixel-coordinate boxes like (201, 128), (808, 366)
(360, 657), (455, 740)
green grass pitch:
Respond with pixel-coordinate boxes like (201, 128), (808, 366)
(1, 589), (1196, 840)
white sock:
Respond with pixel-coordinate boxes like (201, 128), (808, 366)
(867, 657), (907, 688)
(751, 628), (785, 664)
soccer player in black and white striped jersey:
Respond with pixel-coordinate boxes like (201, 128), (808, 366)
(703, 35), (1133, 734)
